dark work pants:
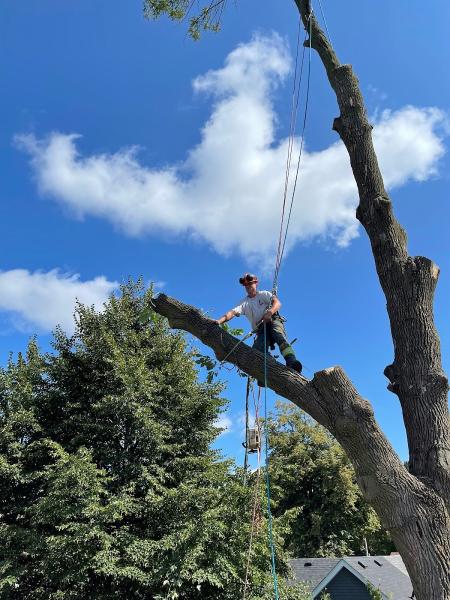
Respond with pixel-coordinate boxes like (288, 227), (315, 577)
(252, 315), (296, 362)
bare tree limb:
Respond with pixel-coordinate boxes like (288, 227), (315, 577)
(152, 295), (401, 485)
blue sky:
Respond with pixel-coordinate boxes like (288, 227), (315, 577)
(1, 0), (449, 466)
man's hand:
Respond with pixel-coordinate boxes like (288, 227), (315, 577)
(216, 310), (236, 326)
(261, 310), (272, 323)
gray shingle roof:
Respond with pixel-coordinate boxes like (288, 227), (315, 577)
(289, 555), (414, 600)
(289, 557), (340, 589)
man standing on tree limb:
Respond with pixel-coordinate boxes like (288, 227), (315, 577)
(216, 273), (302, 375)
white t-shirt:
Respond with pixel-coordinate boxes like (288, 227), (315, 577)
(232, 290), (273, 330)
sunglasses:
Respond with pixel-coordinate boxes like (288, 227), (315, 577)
(239, 274), (257, 284)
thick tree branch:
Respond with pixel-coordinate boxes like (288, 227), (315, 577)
(152, 295), (396, 476)
(153, 294), (407, 494)
(294, 0), (450, 504)
(154, 293), (450, 600)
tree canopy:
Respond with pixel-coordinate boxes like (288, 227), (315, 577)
(0, 283), (307, 599)
(267, 401), (394, 558)
(144, 0), (228, 39)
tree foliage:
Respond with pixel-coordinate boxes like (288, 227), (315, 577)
(366, 582), (385, 600)
(0, 283), (306, 600)
(143, 0), (227, 39)
(267, 402), (394, 557)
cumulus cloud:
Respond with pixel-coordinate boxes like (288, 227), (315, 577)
(215, 414), (232, 435)
(0, 269), (118, 334)
(16, 34), (447, 264)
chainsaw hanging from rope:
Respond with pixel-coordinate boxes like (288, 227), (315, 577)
(245, 428), (260, 454)
(242, 377), (262, 472)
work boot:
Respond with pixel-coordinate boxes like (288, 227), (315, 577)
(285, 354), (302, 374)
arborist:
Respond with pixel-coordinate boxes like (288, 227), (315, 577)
(216, 273), (302, 375)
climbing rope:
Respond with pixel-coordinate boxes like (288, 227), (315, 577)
(243, 446), (262, 599)
(219, 324), (260, 368)
(242, 325), (279, 600)
(273, 17), (305, 294)
(316, 0), (333, 46)
(241, 14), (313, 598)
(277, 13), (312, 277)
(273, 10), (313, 296)
(221, 13), (312, 372)
(240, 11), (315, 599)
(241, 329), (280, 599)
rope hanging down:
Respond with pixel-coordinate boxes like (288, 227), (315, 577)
(263, 323), (279, 599)
(243, 380), (263, 599)
(219, 13), (313, 373)
(272, 12), (313, 296)
(243, 14), (313, 598)
(241, 1), (345, 594)
(273, 17), (304, 291)
(242, 324), (279, 600)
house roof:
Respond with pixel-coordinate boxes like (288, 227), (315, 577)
(289, 555), (414, 600)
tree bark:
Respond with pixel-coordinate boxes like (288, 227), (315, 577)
(155, 2), (449, 598)
(291, 1), (449, 596)
(293, 0), (450, 505)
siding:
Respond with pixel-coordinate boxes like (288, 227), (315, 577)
(315, 567), (372, 600)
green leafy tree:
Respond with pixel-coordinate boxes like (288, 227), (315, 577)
(0, 283), (305, 599)
(267, 402), (394, 557)
(366, 582), (387, 600)
(144, 0), (228, 40)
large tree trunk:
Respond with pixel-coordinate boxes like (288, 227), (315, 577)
(155, 2), (450, 598)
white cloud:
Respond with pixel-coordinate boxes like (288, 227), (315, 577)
(0, 269), (118, 334)
(374, 106), (448, 185)
(215, 414), (232, 435)
(16, 34), (447, 266)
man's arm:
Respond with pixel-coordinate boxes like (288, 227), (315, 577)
(216, 309), (238, 325)
(261, 295), (282, 322)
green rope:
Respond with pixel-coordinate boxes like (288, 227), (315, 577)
(263, 323), (279, 600)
